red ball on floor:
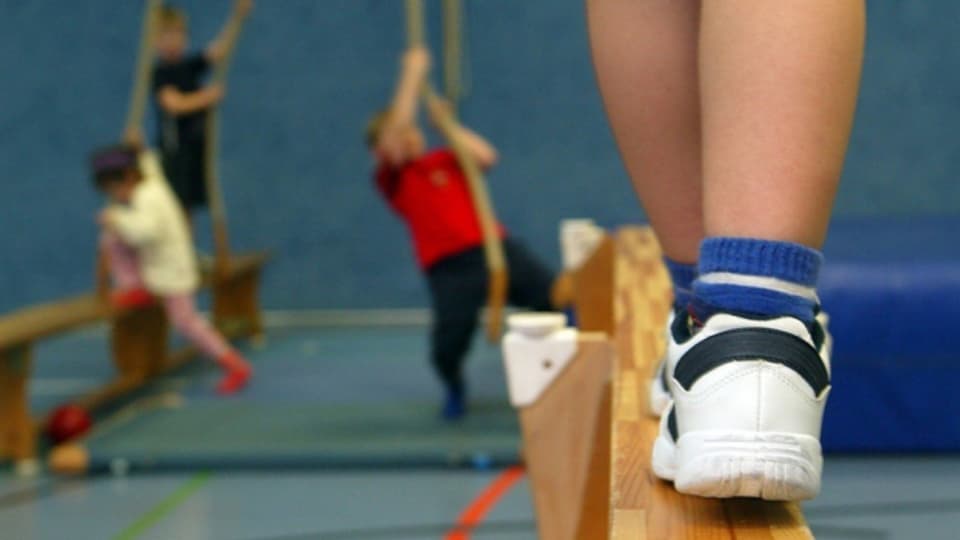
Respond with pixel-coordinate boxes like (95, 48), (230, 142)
(46, 404), (93, 445)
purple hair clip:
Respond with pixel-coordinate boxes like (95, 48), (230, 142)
(92, 149), (137, 174)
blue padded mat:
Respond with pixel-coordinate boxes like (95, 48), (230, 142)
(78, 327), (523, 471)
(818, 217), (960, 451)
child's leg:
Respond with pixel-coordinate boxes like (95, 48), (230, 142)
(163, 294), (251, 394)
(430, 310), (479, 396)
(585, 0), (704, 417)
(587, 0), (864, 500)
(164, 295), (230, 358)
(692, 1), (865, 322)
(430, 306), (480, 421)
(657, 2), (864, 500)
(586, 0), (703, 264)
(426, 253), (487, 420)
(699, 1), (864, 247)
(502, 239), (559, 312)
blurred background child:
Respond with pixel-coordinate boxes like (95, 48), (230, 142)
(152, 0), (253, 217)
(367, 46), (573, 421)
(92, 145), (252, 395)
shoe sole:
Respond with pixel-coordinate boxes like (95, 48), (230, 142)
(653, 429), (822, 501)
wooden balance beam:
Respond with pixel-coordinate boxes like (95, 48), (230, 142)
(0, 252), (267, 474)
(504, 226), (813, 539)
(503, 314), (613, 539)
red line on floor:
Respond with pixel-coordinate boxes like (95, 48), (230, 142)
(445, 465), (526, 540)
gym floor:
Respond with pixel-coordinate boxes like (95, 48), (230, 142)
(2, 322), (959, 540)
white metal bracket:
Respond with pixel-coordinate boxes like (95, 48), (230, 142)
(502, 313), (578, 408)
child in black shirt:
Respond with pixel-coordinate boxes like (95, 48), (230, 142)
(152, 1), (252, 213)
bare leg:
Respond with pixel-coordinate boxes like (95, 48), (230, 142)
(163, 295), (231, 360)
(587, 0), (703, 263)
(699, 1), (864, 247)
(586, 0), (866, 502)
(164, 294), (251, 394)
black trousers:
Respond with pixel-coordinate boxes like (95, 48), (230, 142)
(161, 140), (208, 211)
(426, 238), (556, 391)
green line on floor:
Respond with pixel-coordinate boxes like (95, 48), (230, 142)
(112, 471), (212, 540)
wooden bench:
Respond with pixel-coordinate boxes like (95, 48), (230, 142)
(0, 251), (268, 473)
(504, 227), (813, 539)
(206, 251), (269, 341)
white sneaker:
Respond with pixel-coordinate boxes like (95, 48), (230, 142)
(648, 307), (682, 417)
(651, 312), (831, 501)
(648, 360), (672, 417)
(649, 308), (831, 418)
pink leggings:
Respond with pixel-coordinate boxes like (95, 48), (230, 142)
(101, 232), (231, 360)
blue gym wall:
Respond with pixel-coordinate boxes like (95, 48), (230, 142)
(1, 1), (958, 312)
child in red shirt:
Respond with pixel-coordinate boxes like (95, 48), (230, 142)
(368, 47), (572, 421)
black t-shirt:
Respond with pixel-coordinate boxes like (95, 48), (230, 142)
(153, 53), (211, 151)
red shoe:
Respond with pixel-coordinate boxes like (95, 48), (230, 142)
(111, 288), (155, 310)
(216, 353), (252, 395)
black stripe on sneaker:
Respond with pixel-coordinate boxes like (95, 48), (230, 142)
(667, 406), (678, 442)
(659, 359), (669, 392)
(810, 319), (826, 352)
(671, 306), (693, 343)
(673, 328), (829, 395)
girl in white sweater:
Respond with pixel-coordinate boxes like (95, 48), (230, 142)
(92, 145), (251, 394)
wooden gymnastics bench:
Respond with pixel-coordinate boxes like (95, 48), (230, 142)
(0, 251), (268, 472)
(204, 251), (269, 340)
(504, 227), (813, 539)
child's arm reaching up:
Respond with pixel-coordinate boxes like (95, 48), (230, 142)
(206, 0), (254, 64)
(156, 84), (224, 117)
(155, 1), (250, 117)
(426, 95), (500, 170)
(376, 46), (431, 166)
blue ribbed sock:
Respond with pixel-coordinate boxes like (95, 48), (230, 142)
(692, 237), (822, 323)
(663, 257), (697, 310)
